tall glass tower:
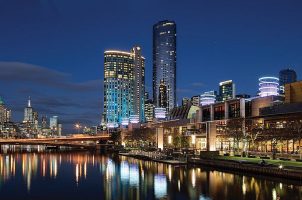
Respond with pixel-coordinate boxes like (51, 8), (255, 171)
(153, 20), (176, 112)
(103, 47), (145, 127)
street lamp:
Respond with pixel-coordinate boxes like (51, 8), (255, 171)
(75, 123), (81, 134)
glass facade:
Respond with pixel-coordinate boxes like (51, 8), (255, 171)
(219, 80), (235, 101)
(103, 49), (145, 127)
(153, 20), (177, 112)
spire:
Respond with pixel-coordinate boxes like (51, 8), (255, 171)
(28, 96), (31, 107)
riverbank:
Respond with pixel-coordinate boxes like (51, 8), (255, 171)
(188, 156), (302, 181)
(118, 151), (302, 181)
(119, 152), (187, 165)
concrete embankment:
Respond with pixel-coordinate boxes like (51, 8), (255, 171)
(188, 158), (302, 181)
(119, 153), (186, 165)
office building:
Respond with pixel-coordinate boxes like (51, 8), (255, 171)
(218, 80), (235, 101)
(153, 20), (177, 112)
(0, 97), (11, 124)
(191, 95), (200, 106)
(144, 99), (154, 122)
(279, 68), (297, 94)
(182, 97), (190, 106)
(24, 97), (33, 123)
(50, 116), (58, 130)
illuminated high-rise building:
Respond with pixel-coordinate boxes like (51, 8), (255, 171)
(144, 99), (154, 122)
(0, 97), (11, 124)
(279, 68), (297, 94)
(158, 80), (167, 108)
(41, 116), (48, 129)
(218, 80), (235, 101)
(103, 47), (145, 127)
(24, 97), (33, 123)
(153, 20), (177, 112)
(132, 46), (145, 122)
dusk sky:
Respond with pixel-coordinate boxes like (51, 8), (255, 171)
(1, 0), (302, 133)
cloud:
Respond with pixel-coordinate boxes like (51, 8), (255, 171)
(0, 62), (103, 92)
(191, 82), (205, 87)
(0, 61), (102, 133)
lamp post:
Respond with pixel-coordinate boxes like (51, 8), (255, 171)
(75, 123), (81, 134)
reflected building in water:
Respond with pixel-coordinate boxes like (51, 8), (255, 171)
(0, 147), (301, 200)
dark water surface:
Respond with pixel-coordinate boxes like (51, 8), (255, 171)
(0, 146), (301, 200)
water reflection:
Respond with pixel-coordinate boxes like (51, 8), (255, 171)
(0, 145), (301, 200)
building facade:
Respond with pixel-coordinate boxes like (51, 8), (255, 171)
(24, 97), (33, 123)
(103, 47), (145, 127)
(0, 97), (11, 124)
(191, 95), (200, 106)
(153, 20), (177, 112)
(279, 68), (297, 94)
(218, 80), (235, 102)
(285, 80), (302, 103)
(144, 99), (154, 122)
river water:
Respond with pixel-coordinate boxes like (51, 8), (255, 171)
(0, 145), (301, 200)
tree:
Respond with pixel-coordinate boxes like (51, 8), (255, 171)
(110, 130), (121, 144)
(289, 119), (302, 159)
(245, 119), (262, 152)
(225, 118), (244, 154)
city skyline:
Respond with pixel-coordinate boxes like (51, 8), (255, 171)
(1, 0), (302, 132)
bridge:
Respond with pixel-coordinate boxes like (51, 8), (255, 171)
(0, 134), (111, 149)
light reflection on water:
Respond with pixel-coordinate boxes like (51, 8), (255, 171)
(0, 145), (301, 200)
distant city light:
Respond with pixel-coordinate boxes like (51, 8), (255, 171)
(155, 107), (166, 119)
(121, 118), (129, 126)
(200, 91), (216, 106)
(129, 115), (139, 124)
(259, 76), (279, 97)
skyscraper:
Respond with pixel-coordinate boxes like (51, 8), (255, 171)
(153, 20), (177, 112)
(24, 97), (33, 123)
(103, 47), (145, 127)
(218, 80), (235, 101)
(132, 46), (145, 122)
(0, 97), (11, 124)
(158, 80), (167, 108)
(144, 99), (154, 122)
(279, 68), (297, 94)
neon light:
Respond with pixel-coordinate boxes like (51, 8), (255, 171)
(258, 76), (279, 97)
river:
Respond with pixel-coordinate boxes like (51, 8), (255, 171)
(0, 145), (301, 200)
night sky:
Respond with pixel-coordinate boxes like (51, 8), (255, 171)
(0, 0), (302, 133)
